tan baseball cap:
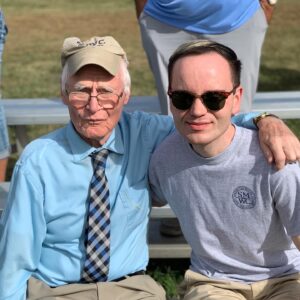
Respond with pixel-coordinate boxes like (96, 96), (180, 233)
(61, 36), (127, 76)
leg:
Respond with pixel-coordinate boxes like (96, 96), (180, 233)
(180, 270), (249, 300)
(27, 277), (98, 300)
(138, 12), (196, 115)
(98, 275), (166, 300)
(183, 286), (247, 300)
(139, 13), (200, 237)
(204, 6), (268, 113)
(253, 273), (300, 300)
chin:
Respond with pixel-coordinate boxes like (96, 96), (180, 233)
(79, 128), (104, 140)
(185, 133), (213, 145)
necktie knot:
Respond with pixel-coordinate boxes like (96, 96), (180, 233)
(91, 149), (109, 169)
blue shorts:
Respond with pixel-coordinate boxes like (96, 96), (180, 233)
(0, 11), (10, 159)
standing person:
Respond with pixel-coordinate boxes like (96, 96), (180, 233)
(134, 0), (277, 115)
(135, 0), (277, 237)
(0, 35), (298, 300)
(0, 9), (9, 181)
(149, 40), (300, 300)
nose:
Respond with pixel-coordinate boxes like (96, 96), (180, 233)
(189, 96), (207, 116)
(86, 96), (101, 113)
(90, 84), (98, 98)
(86, 84), (101, 113)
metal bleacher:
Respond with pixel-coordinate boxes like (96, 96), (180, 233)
(1, 90), (300, 258)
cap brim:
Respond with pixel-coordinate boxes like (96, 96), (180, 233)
(66, 47), (122, 76)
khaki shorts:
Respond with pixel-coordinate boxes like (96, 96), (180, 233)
(179, 269), (300, 300)
(27, 275), (166, 300)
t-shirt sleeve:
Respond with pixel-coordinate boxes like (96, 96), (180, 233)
(272, 163), (300, 237)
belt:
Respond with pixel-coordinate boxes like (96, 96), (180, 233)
(111, 270), (146, 282)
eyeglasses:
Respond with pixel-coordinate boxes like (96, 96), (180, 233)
(168, 87), (236, 111)
(67, 90), (124, 109)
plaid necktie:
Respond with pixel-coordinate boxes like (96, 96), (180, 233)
(82, 149), (110, 282)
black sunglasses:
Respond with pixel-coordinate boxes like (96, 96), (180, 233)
(168, 87), (236, 111)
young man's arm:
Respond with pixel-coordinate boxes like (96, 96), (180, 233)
(232, 112), (300, 170)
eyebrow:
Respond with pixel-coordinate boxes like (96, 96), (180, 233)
(73, 83), (87, 91)
(72, 83), (115, 93)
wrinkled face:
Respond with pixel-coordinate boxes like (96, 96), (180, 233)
(170, 52), (242, 156)
(62, 64), (129, 147)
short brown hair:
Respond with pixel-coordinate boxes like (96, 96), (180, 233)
(168, 39), (242, 90)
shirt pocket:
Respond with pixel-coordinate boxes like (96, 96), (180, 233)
(119, 178), (150, 230)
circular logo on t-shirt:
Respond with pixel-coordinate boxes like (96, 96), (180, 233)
(232, 186), (256, 209)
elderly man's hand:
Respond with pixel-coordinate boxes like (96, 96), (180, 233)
(257, 117), (300, 170)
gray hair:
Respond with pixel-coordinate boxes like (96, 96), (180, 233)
(61, 58), (131, 97)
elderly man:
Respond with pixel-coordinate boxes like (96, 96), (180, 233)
(149, 40), (300, 300)
(0, 36), (299, 300)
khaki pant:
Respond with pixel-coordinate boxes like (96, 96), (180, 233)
(27, 275), (166, 300)
(179, 270), (300, 300)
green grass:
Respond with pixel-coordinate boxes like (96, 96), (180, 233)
(149, 267), (183, 299)
(2, 0), (155, 98)
(256, 1), (300, 135)
(1, 0), (300, 297)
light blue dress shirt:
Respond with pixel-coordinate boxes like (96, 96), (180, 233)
(0, 110), (256, 300)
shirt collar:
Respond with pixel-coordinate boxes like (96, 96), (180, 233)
(66, 121), (124, 162)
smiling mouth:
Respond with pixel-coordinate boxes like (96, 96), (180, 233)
(186, 121), (211, 130)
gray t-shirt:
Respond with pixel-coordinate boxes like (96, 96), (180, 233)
(149, 126), (300, 282)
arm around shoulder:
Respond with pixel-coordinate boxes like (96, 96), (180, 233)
(256, 115), (300, 170)
(232, 112), (300, 170)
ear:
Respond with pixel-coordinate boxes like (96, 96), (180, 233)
(122, 91), (131, 105)
(61, 89), (69, 105)
(232, 86), (242, 115)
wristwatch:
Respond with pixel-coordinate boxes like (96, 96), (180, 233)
(267, 0), (277, 5)
(253, 112), (279, 128)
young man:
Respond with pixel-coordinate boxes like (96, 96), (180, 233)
(0, 36), (298, 300)
(149, 40), (300, 299)
(135, 0), (278, 238)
